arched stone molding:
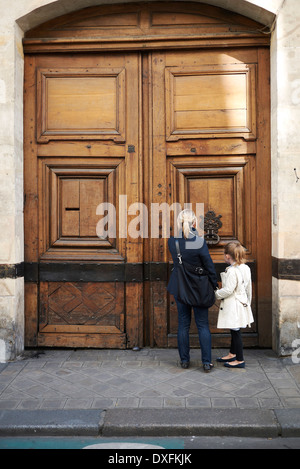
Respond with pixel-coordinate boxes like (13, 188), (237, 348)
(16, 0), (277, 32)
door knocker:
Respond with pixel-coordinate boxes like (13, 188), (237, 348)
(200, 210), (222, 245)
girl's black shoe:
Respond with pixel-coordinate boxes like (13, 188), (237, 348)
(224, 361), (245, 368)
(216, 356), (236, 363)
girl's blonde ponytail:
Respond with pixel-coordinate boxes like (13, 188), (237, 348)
(225, 241), (246, 265)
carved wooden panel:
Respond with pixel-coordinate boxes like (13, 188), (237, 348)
(165, 64), (256, 140)
(38, 158), (124, 260)
(60, 178), (105, 237)
(38, 281), (126, 346)
(168, 156), (256, 256)
(24, 2), (268, 47)
(37, 68), (126, 142)
(59, 12), (140, 31)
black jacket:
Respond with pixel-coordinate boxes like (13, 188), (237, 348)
(167, 230), (218, 298)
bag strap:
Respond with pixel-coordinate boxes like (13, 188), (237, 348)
(175, 240), (183, 264)
(234, 267), (248, 307)
(175, 239), (207, 274)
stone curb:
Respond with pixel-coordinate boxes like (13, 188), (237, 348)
(0, 409), (104, 436)
(274, 409), (300, 437)
(102, 408), (280, 438)
(0, 408), (300, 438)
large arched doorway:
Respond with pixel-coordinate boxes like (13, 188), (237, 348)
(24, 2), (271, 349)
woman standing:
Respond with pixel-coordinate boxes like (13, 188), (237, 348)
(215, 241), (254, 368)
(167, 209), (218, 372)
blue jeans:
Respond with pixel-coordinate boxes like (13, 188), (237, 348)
(175, 299), (212, 365)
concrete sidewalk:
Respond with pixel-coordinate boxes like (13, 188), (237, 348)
(0, 348), (300, 437)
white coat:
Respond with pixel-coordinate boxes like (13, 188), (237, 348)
(215, 263), (254, 329)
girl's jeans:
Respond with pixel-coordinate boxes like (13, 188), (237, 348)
(175, 299), (212, 365)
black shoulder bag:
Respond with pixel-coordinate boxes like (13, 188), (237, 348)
(175, 240), (215, 308)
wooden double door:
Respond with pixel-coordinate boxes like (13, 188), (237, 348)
(24, 45), (271, 349)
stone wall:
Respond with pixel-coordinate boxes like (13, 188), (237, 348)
(0, 0), (299, 361)
(271, 0), (300, 355)
(0, 12), (25, 361)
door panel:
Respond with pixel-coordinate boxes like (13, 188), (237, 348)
(39, 281), (125, 339)
(150, 49), (267, 347)
(39, 158), (121, 255)
(24, 52), (141, 348)
(165, 64), (256, 140)
(37, 67), (126, 142)
(168, 156), (256, 252)
(167, 156), (257, 339)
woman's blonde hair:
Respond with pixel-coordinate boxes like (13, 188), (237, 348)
(177, 209), (197, 239)
(224, 241), (246, 265)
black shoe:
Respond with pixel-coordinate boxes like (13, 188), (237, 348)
(203, 363), (214, 373)
(180, 361), (190, 369)
(224, 361), (245, 368)
(216, 356), (236, 363)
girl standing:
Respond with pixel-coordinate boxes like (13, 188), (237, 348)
(215, 241), (254, 368)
